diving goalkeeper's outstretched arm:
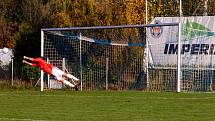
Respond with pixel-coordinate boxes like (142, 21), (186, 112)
(23, 60), (37, 67)
(23, 56), (34, 61)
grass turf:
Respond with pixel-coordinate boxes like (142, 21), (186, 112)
(0, 90), (215, 121)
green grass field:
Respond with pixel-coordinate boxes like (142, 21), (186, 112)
(0, 90), (215, 121)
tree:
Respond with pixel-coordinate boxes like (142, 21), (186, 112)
(12, 0), (50, 57)
(0, 0), (17, 48)
(124, 0), (146, 24)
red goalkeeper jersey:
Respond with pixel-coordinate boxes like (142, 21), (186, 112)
(32, 58), (54, 74)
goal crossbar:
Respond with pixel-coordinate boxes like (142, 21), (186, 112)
(41, 23), (179, 31)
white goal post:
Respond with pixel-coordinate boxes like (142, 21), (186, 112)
(40, 23), (182, 92)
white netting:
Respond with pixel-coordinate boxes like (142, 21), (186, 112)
(43, 27), (146, 91)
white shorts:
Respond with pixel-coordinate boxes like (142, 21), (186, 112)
(51, 67), (65, 81)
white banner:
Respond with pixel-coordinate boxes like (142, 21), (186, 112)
(148, 16), (215, 66)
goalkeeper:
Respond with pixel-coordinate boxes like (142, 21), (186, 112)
(23, 56), (79, 90)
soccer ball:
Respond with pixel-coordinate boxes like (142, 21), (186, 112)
(2, 47), (9, 54)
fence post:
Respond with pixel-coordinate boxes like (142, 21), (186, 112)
(79, 33), (83, 91)
(106, 57), (109, 90)
(62, 58), (66, 88)
(11, 58), (14, 86)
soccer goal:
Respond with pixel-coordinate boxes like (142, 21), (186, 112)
(41, 23), (182, 92)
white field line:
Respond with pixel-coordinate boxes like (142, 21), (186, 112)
(0, 93), (215, 100)
(0, 117), (52, 121)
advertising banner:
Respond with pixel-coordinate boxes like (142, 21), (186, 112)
(148, 16), (215, 66)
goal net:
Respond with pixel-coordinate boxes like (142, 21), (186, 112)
(41, 23), (180, 91)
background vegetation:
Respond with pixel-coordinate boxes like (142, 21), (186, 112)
(0, 0), (215, 86)
(0, 0), (215, 58)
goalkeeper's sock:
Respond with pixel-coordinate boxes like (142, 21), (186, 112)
(67, 74), (79, 81)
(63, 80), (75, 87)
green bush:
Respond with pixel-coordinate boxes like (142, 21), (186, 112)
(22, 64), (40, 85)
